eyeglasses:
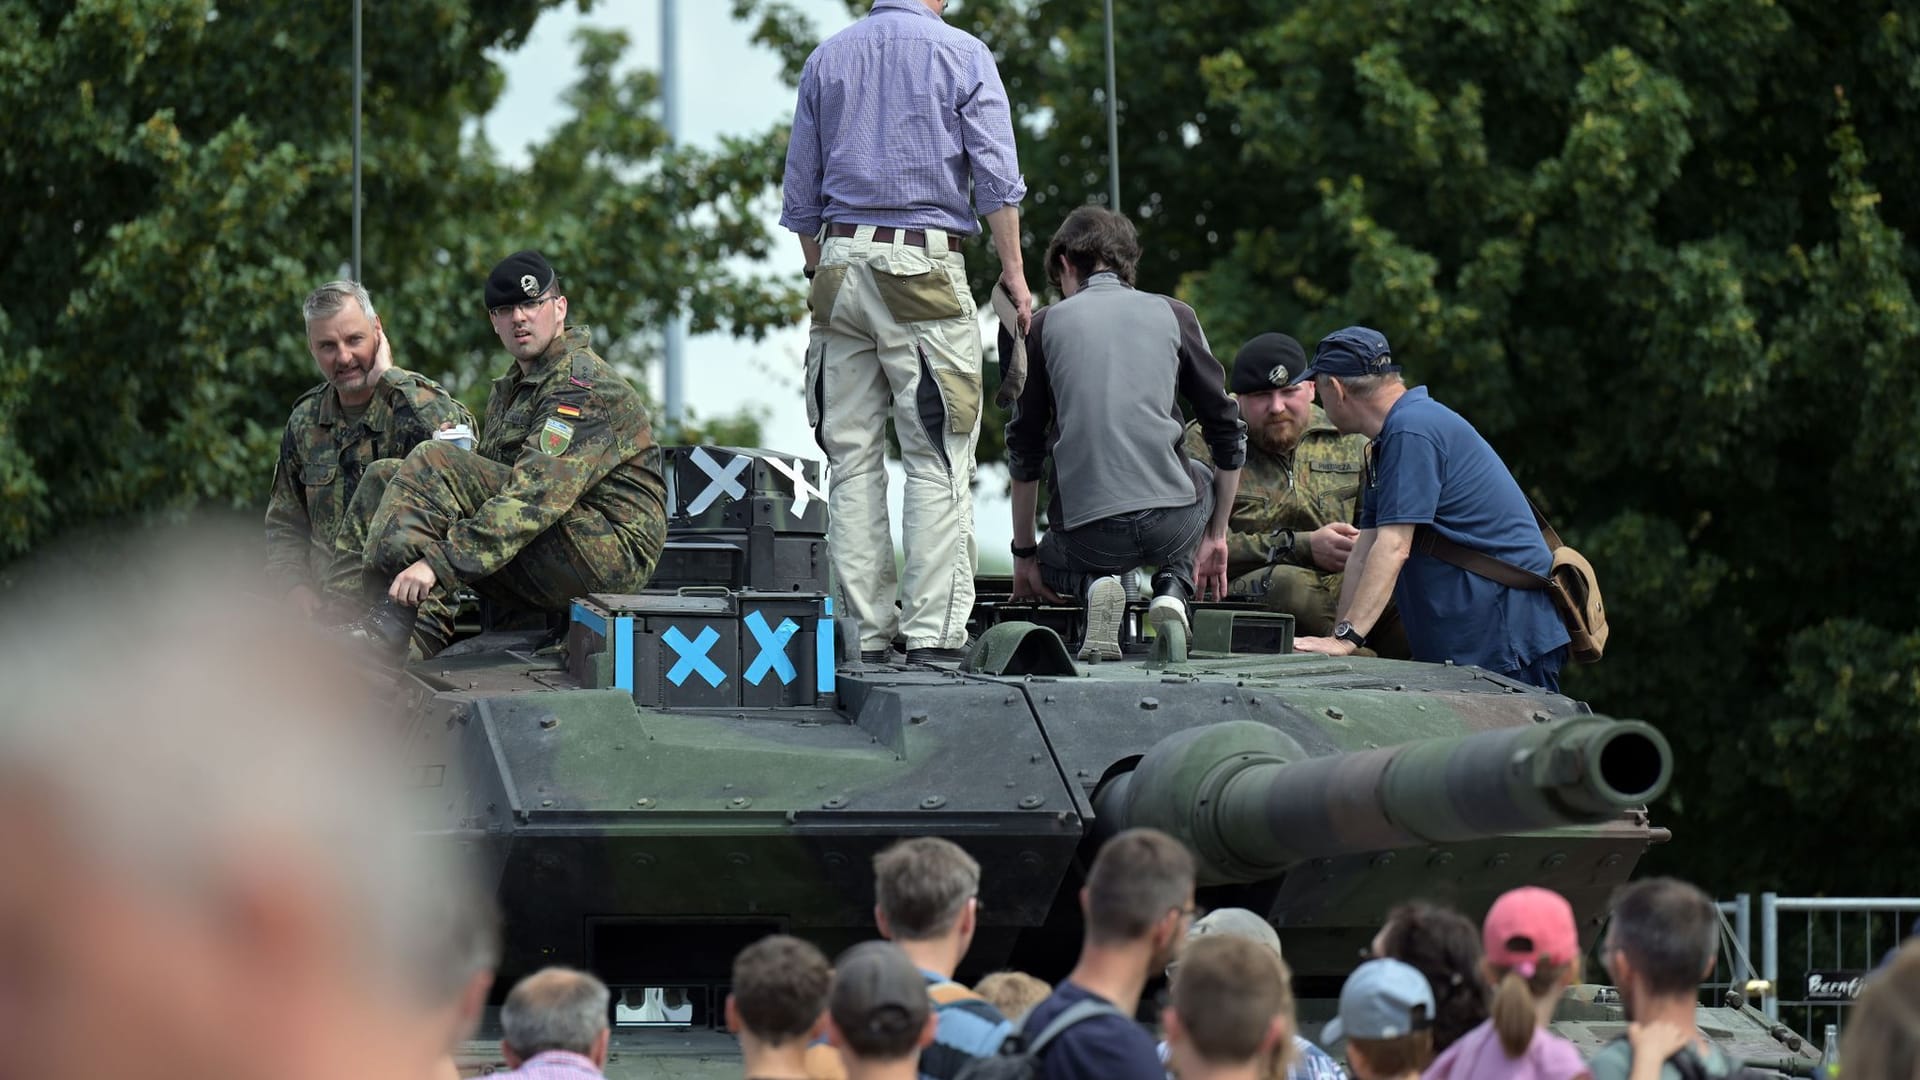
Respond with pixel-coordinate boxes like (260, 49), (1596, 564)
(488, 294), (559, 320)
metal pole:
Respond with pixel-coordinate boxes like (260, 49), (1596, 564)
(1762, 891), (1779, 1021)
(661, 0), (685, 437)
(352, 0), (363, 281)
(1102, 0), (1120, 210)
(1735, 893), (1753, 984)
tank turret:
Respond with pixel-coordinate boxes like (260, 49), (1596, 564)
(1093, 716), (1672, 885)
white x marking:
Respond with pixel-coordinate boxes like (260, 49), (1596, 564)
(685, 447), (749, 515)
(765, 457), (830, 517)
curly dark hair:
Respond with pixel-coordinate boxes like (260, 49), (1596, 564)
(1376, 902), (1491, 1054)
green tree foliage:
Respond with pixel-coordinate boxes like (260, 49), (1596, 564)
(741, 0), (1920, 894)
(1, 0), (793, 559)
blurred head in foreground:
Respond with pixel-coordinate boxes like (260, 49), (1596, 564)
(0, 528), (496, 1080)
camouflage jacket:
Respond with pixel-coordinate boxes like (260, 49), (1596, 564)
(419, 325), (667, 590)
(1182, 406), (1369, 579)
(264, 367), (473, 594)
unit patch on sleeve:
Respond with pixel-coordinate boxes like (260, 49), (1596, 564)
(539, 417), (575, 456)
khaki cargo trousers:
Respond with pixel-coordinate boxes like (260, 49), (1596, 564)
(805, 226), (981, 652)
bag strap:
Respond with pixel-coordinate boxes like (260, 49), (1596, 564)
(1412, 494), (1564, 589)
(1022, 999), (1123, 1056)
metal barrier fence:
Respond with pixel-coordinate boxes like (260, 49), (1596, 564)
(1714, 894), (1920, 1043)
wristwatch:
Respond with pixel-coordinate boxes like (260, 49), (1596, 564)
(1266, 529), (1295, 565)
(1011, 541), (1038, 559)
(1333, 620), (1368, 648)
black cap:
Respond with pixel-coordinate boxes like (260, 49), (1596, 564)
(1290, 326), (1400, 385)
(1230, 333), (1309, 395)
(829, 942), (929, 1047)
(485, 250), (557, 309)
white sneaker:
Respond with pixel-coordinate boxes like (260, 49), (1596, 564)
(1079, 576), (1125, 661)
(1148, 593), (1190, 640)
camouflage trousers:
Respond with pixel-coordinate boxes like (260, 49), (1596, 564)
(324, 442), (658, 654)
(1230, 564), (1410, 659)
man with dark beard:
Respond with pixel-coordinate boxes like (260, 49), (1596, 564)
(1182, 332), (1386, 642)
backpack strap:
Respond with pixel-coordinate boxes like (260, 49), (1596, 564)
(1022, 999), (1123, 1056)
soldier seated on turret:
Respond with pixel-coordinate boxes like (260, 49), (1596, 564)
(324, 251), (669, 660)
(1182, 332), (1404, 654)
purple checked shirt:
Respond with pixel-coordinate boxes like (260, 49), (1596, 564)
(780, 0), (1027, 237)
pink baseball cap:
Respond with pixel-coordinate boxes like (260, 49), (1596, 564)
(1483, 887), (1579, 978)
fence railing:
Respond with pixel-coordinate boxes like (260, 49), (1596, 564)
(1714, 893), (1920, 1046)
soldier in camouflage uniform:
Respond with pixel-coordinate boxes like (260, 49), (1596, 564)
(265, 280), (473, 651)
(1182, 333), (1403, 652)
(324, 251), (669, 656)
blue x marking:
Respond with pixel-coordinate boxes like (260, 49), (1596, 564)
(663, 625), (725, 688)
(744, 610), (800, 686)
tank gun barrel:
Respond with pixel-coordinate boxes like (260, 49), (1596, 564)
(1093, 716), (1671, 884)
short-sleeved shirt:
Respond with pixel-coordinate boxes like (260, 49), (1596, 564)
(1019, 981), (1165, 1080)
(1585, 1037), (1739, 1080)
(1424, 1019), (1589, 1080)
(1359, 386), (1569, 671)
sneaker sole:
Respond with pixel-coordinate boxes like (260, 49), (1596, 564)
(1147, 596), (1190, 640)
(1080, 577), (1125, 661)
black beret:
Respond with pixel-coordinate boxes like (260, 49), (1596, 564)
(1231, 333), (1308, 395)
(485, 250), (557, 309)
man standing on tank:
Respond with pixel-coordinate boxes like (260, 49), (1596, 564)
(1289, 327), (1570, 690)
(266, 281), (472, 651)
(325, 251), (669, 657)
(781, 0), (1033, 665)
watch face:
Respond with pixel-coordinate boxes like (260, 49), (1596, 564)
(1334, 621), (1353, 637)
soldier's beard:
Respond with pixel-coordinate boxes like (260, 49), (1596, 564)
(1252, 420), (1302, 456)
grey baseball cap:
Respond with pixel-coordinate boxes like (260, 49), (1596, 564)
(1166, 907), (1283, 980)
(1322, 958), (1433, 1043)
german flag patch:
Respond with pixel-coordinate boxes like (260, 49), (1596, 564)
(554, 403), (582, 419)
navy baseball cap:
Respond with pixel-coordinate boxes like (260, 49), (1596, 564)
(1289, 326), (1401, 385)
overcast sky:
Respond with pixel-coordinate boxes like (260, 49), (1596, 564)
(484, 0), (1016, 558)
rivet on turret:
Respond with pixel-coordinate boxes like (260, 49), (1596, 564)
(728, 852), (751, 866)
(1487, 853), (1511, 868)
(1540, 853), (1567, 869)
(1019, 794), (1045, 809)
(1043, 695), (1057, 703)
(909, 712), (930, 725)
(631, 852), (656, 867)
(1427, 851), (1455, 868)
(920, 795), (948, 809)
(823, 795), (849, 809)
(1371, 852), (1396, 868)
(634, 797), (656, 809)
(540, 799), (555, 808)
(1140, 697), (1159, 710)
(1599, 853), (1623, 868)
(727, 796), (752, 809)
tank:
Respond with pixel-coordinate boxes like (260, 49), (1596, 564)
(407, 446), (1814, 1077)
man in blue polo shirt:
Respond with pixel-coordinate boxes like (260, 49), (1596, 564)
(1289, 327), (1570, 689)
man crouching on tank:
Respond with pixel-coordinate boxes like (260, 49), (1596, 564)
(325, 251), (669, 659)
(1005, 206), (1244, 661)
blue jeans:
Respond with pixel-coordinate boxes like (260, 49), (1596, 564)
(1036, 462), (1215, 600)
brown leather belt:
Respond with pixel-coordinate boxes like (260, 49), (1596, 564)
(826, 223), (930, 247)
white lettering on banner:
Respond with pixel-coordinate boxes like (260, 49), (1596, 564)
(1805, 972), (1866, 1002)
(767, 457), (829, 517)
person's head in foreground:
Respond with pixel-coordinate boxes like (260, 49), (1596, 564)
(1082, 826), (1198, 972)
(727, 934), (832, 1073)
(1481, 887), (1582, 1057)
(1163, 934), (1297, 1080)
(972, 971), (1051, 1022)
(1372, 901), (1490, 1054)
(1840, 941), (1920, 1080)
(500, 967), (612, 1070)
(827, 941), (937, 1075)
(0, 529), (495, 1080)
(1325, 959), (1436, 1080)
(1601, 877), (1718, 1021)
